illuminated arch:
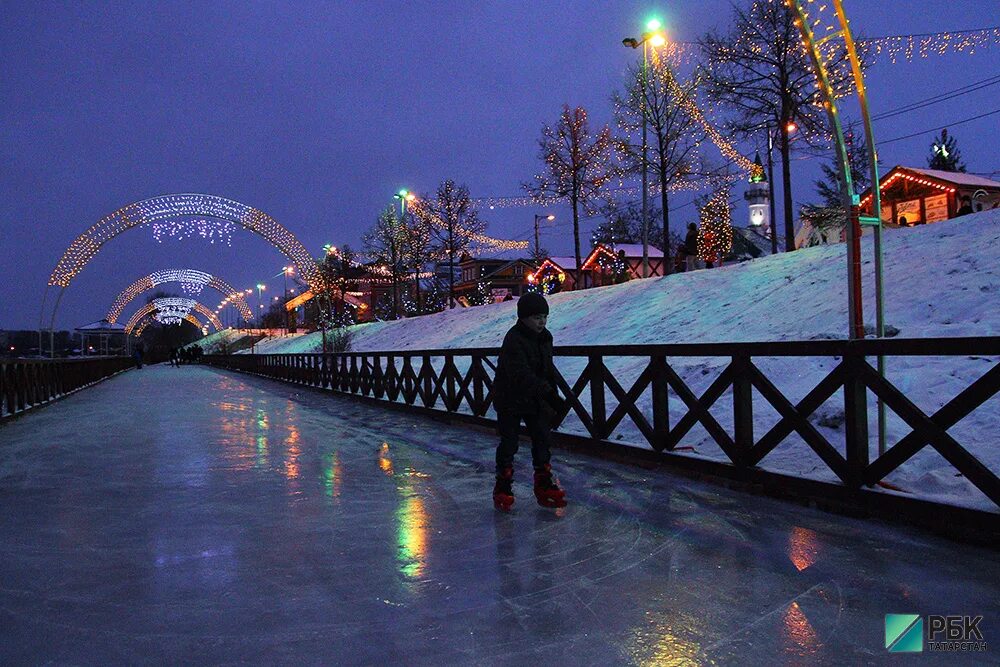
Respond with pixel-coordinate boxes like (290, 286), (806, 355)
(125, 298), (222, 334)
(134, 312), (206, 337)
(49, 194), (320, 290)
(107, 269), (253, 323)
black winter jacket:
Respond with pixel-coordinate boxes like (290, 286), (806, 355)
(492, 322), (557, 415)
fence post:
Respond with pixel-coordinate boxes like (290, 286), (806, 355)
(589, 355), (607, 440)
(732, 353), (754, 466)
(650, 355), (669, 451)
(843, 347), (870, 487)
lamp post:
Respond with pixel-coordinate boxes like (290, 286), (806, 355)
(623, 19), (666, 278)
(533, 214), (555, 260)
(394, 189), (419, 314)
(256, 284), (265, 328)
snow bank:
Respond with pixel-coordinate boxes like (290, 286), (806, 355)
(203, 210), (1000, 510)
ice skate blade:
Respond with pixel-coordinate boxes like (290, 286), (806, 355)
(535, 496), (567, 509)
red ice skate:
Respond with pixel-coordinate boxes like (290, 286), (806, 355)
(533, 464), (567, 508)
(493, 467), (514, 512)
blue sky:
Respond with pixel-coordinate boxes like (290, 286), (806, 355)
(1, 0), (998, 329)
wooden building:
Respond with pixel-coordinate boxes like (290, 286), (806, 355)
(860, 166), (1000, 226)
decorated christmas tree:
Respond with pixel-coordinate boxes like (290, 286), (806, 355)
(697, 189), (733, 266)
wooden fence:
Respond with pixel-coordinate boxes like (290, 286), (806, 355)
(1, 356), (134, 420)
(203, 337), (1000, 513)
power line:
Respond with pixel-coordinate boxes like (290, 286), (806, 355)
(871, 75), (1000, 122)
(879, 108), (1000, 145)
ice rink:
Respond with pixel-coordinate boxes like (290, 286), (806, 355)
(0, 365), (996, 664)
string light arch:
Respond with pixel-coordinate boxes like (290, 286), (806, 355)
(125, 298), (222, 335)
(134, 312), (207, 337)
(106, 269), (253, 323)
(40, 194), (321, 348)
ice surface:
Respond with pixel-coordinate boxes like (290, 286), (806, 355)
(0, 366), (996, 664)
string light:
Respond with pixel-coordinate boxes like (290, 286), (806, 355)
(151, 218), (235, 245)
(106, 269), (253, 323)
(48, 194), (323, 292)
(406, 195), (529, 255)
(650, 48), (765, 180)
(859, 169), (957, 207)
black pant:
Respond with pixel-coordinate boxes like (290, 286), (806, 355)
(495, 411), (552, 472)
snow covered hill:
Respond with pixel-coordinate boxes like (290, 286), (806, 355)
(200, 209), (1000, 510)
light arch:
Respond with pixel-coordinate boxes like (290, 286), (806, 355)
(134, 312), (206, 337)
(125, 298), (223, 335)
(49, 194), (321, 290)
(107, 269), (253, 323)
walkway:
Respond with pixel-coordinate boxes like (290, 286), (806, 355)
(0, 365), (996, 665)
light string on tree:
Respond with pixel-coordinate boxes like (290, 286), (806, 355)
(697, 188), (733, 263)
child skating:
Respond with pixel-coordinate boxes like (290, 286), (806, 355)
(491, 292), (568, 511)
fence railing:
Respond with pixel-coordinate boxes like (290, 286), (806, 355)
(1, 356), (134, 420)
(203, 337), (1000, 511)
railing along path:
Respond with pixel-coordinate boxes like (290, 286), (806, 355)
(1, 356), (134, 420)
(204, 337), (1000, 511)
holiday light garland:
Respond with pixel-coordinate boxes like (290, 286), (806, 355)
(663, 25), (999, 65)
(651, 49), (766, 180)
(106, 269), (253, 323)
(406, 197), (529, 254)
(48, 194), (322, 291)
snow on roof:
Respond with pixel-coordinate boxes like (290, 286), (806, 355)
(75, 319), (126, 332)
(547, 256), (581, 270)
(904, 167), (1000, 190)
(606, 243), (664, 258)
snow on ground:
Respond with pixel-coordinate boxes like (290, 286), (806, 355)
(199, 210), (1000, 511)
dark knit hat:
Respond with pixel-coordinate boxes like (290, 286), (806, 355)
(517, 292), (549, 318)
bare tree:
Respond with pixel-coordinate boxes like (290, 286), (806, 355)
(412, 180), (486, 309)
(699, 0), (848, 251)
(524, 105), (616, 285)
(402, 210), (435, 315)
(614, 55), (703, 272)
(363, 207), (407, 319)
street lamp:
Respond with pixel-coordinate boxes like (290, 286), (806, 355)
(623, 17), (667, 278)
(394, 189), (416, 218)
(533, 214), (555, 259)
(256, 283), (265, 328)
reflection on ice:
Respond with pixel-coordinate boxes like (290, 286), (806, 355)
(788, 526), (820, 572)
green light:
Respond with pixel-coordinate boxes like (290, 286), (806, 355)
(646, 18), (662, 31)
(398, 189), (408, 197)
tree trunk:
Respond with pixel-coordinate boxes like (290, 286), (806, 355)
(780, 129), (795, 252)
(448, 222), (455, 309)
(660, 163), (670, 275)
(413, 267), (421, 315)
(571, 194), (582, 287)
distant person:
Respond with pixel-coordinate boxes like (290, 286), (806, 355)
(684, 223), (699, 272)
(957, 196), (974, 216)
(169, 347), (178, 367)
(491, 292), (567, 512)
(132, 341), (144, 370)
